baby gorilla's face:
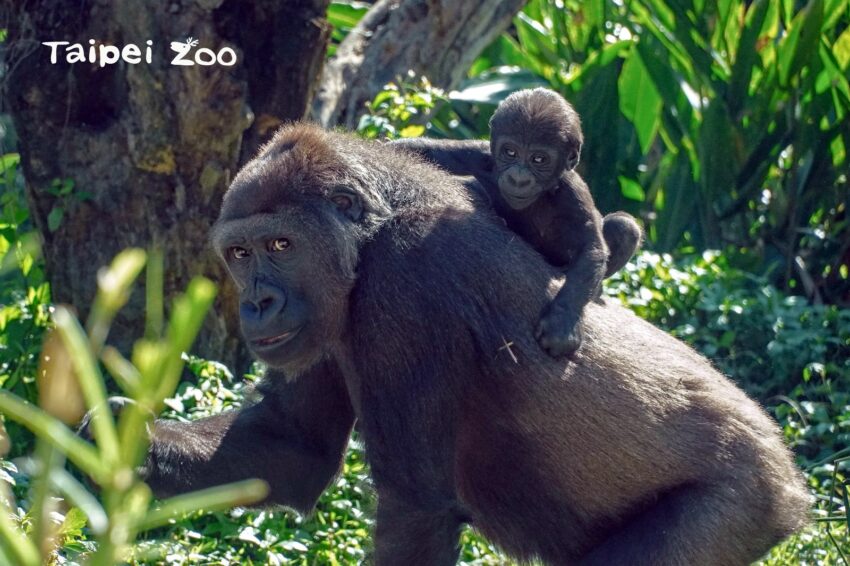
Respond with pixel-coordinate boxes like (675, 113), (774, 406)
(492, 134), (562, 210)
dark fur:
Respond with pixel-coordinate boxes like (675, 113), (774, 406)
(394, 89), (642, 357)
(142, 123), (810, 565)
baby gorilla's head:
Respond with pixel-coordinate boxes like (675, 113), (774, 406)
(489, 88), (583, 209)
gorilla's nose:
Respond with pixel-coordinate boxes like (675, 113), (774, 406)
(508, 173), (532, 188)
(240, 281), (287, 322)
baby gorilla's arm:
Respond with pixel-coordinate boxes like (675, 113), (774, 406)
(535, 171), (608, 357)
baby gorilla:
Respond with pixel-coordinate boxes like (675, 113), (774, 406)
(395, 88), (641, 357)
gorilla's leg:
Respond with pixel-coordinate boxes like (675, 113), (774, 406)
(579, 480), (791, 565)
(602, 211), (642, 277)
(143, 360), (354, 513)
(373, 491), (465, 565)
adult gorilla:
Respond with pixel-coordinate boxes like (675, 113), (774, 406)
(142, 124), (809, 565)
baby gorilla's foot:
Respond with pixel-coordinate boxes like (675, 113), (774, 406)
(534, 308), (583, 357)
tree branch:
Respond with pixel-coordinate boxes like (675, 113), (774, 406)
(312, 0), (526, 128)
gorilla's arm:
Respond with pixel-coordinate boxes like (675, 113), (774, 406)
(142, 360), (355, 513)
(390, 138), (494, 179)
(535, 171), (608, 356)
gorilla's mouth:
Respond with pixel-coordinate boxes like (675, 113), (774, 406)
(502, 193), (538, 209)
(251, 326), (303, 349)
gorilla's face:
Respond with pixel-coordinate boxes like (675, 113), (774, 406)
(492, 134), (564, 210)
(211, 204), (356, 378)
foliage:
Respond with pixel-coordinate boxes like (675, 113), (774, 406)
(48, 355), (501, 565)
(603, 251), (850, 563)
(325, 1), (370, 59)
(0, 250), (269, 565)
(606, 251), (850, 401)
(356, 74), (446, 140)
(1, 0), (848, 561)
(44, 177), (92, 233)
(0, 152), (49, 455)
(425, 0), (850, 303)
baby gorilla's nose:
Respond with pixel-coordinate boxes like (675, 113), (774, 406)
(507, 172), (533, 188)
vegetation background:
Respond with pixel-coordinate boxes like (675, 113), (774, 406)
(0, 0), (848, 563)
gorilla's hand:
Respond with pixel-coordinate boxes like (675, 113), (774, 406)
(534, 305), (583, 358)
(77, 396), (135, 441)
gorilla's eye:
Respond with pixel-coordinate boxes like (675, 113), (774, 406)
(531, 154), (548, 165)
(503, 147), (517, 158)
(269, 238), (291, 252)
(231, 246), (250, 260)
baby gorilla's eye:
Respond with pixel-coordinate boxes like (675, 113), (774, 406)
(269, 238), (291, 252)
(231, 246), (250, 260)
(531, 154), (548, 164)
(503, 147), (517, 158)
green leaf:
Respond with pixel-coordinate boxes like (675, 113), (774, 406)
(53, 306), (120, 461)
(642, 0), (729, 85)
(515, 12), (559, 68)
(449, 70), (547, 104)
(326, 2), (368, 29)
(655, 156), (700, 251)
(833, 25), (850, 69)
(49, 471), (108, 535)
(47, 206), (64, 232)
(618, 51), (662, 155)
(635, 38), (695, 146)
(58, 506), (90, 538)
(0, 153), (19, 177)
(166, 277), (216, 357)
(134, 479), (269, 532)
(824, 0), (848, 29)
(728, 0), (771, 108)
(777, 0), (824, 87)
(0, 503), (39, 566)
(399, 125), (425, 138)
(0, 391), (108, 481)
(87, 248), (147, 352)
(618, 176), (646, 201)
(564, 40), (631, 91)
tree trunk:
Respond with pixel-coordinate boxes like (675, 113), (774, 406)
(3, 0), (522, 374)
(312, 0), (526, 128)
(5, 0), (330, 373)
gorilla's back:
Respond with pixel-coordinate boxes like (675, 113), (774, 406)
(349, 138), (810, 563)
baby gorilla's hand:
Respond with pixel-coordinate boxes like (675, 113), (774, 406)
(534, 306), (583, 357)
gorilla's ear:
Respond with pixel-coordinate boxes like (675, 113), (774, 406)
(565, 144), (581, 170)
(330, 187), (364, 222)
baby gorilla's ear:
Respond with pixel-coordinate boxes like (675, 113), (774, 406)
(564, 142), (581, 170)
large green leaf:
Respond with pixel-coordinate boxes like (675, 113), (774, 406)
(449, 70), (548, 104)
(576, 62), (623, 213)
(654, 155), (700, 250)
(0, 153), (19, 177)
(777, 0), (824, 87)
(618, 176), (646, 201)
(824, 0), (848, 30)
(564, 40), (631, 91)
(636, 37), (695, 142)
(618, 50), (662, 155)
(515, 12), (560, 68)
(326, 1), (368, 29)
(728, 0), (771, 111)
(833, 24), (850, 69)
(639, 0), (729, 88)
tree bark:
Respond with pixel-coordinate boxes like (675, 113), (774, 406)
(4, 0), (330, 373)
(3, 0), (523, 374)
(312, 0), (526, 129)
